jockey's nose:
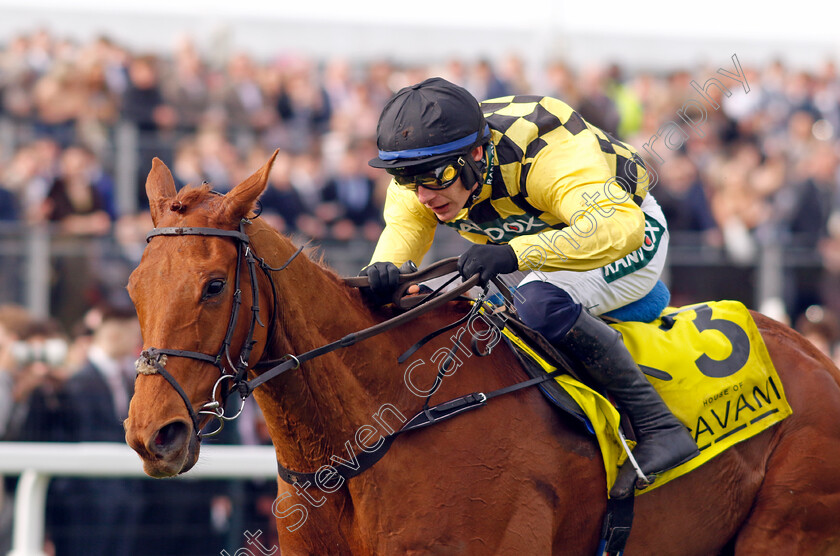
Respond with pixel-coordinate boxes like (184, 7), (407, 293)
(416, 185), (439, 205)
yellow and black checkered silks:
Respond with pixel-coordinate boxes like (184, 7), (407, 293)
(370, 95), (652, 272)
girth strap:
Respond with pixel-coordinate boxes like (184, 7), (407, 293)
(597, 495), (635, 556)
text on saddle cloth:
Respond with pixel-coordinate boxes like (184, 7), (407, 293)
(500, 300), (792, 496)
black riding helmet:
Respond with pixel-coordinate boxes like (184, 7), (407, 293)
(369, 77), (491, 190)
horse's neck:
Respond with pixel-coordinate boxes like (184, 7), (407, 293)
(253, 229), (398, 468)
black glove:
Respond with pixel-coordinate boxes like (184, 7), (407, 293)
(359, 261), (401, 305)
(457, 244), (518, 285)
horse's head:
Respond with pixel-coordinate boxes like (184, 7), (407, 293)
(125, 152), (277, 477)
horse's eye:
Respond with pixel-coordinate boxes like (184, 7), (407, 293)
(203, 279), (226, 299)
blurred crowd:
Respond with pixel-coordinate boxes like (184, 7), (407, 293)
(1, 25), (840, 554)
(1, 33), (840, 313)
(0, 302), (281, 555)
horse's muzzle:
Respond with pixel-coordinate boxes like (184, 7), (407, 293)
(126, 417), (200, 478)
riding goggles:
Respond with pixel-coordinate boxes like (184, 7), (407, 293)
(390, 157), (466, 191)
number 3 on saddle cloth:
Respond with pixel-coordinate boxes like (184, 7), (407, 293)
(493, 283), (793, 497)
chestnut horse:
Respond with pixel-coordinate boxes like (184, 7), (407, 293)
(125, 153), (840, 555)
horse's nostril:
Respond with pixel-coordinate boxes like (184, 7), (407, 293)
(152, 421), (189, 456)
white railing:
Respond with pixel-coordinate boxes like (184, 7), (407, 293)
(0, 442), (278, 556)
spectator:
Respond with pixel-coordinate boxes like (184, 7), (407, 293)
(255, 149), (324, 238)
(795, 305), (840, 357)
(577, 65), (621, 136)
(161, 38), (210, 131)
(276, 58), (331, 153)
(121, 53), (177, 208)
(319, 144), (382, 241)
(654, 153), (720, 245)
(0, 305), (35, 439)
(776, 141), (836, 247)
(0, 311), (69, 556)
(4, 317), (70, 443)
(39, 144), (114, 233)
(47, 305), (142, 556)
(468, 59), (510, 100)
(31, 60), (86, 147)
(219, 52), (276, 133)
(121, 54), (176, 133)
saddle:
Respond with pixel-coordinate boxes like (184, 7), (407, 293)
(488, 279), (674, 437)
(478, 283), (791, 498)
(345, 262), (791, 555)
(346, 260), (791, 496)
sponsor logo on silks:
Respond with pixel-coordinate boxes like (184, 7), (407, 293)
(446, 214), (551, 242)
(602, 214), (665, 283)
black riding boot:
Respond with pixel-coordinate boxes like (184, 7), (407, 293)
(560, 310), (700, 499)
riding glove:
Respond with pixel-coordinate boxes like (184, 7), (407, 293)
(359, 261), (401, 305)
(458, 244), (518, 285)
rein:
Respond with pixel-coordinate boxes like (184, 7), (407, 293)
(136, 219), (478, 438)
(137, 218), (576, 488)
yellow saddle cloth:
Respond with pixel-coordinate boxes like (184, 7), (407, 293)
(502, 300), (792, 496)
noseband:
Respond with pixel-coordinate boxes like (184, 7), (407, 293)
(136, 220), (301, 438)
(135, 219), (575, 489)
(135, 218), (481, 448)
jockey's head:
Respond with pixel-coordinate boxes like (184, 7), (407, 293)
(369, 77), (491, 196)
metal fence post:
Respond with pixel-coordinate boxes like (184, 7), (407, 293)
(115, 120), (139, 218)
(0, 117), (15, 162)
(756, 224), (784, 314)
(24, 225), (50, 319)
(7, 470), (50, 556)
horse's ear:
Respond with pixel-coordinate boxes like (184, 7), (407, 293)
(222, 149), (279, 222)
(145, 158), (177, 226)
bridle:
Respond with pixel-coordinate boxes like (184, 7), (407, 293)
(135, 215), (590, 494)
(136, 219), (301, 438)
(133, 214), (638, 554)
(134, 215), (480, 442)
(134, 212), (565, 464)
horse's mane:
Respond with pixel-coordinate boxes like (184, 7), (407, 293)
(302, 243), (358, 293)
(304, 243), (330, 268)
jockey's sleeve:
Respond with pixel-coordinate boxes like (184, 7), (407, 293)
(507, 132), (646, 273)
(369, 181), (437, 267)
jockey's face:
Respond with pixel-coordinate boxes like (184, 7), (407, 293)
(415, 146), (482, 222)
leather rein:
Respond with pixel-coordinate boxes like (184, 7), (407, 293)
(137, 218), (569, 486)
(135, 218), (479, 439)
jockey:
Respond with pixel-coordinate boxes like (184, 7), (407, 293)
(362, 77), (699, 499)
